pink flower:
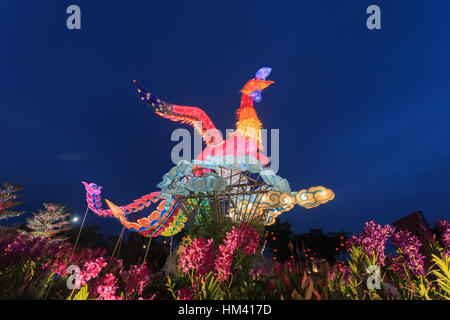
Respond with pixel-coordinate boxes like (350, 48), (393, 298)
(327, 263), (352, 282)
(179, 238), (216, 276)
(96, 273), (120, 300)
(390, 228), (425, 277)
(238, 223), (260, 256)
(436, 219), (450, 258)
(124, 263), (151, 297)
(249, 265), (270, 280)
(79, 257), (107, 286)
(177, 286), (195, 300)
(178, 222), (261, 282)
(51, 260), (67, 276)
(348, 221), (393, 266)
(215, 223), (260, 281)
(0, 233), (59, 268)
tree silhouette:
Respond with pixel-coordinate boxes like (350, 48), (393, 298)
(266, 219), (350, 264)
(266, 220), (294, 261)
(294, 229), (350, 264)
(66, 222), (109, 249)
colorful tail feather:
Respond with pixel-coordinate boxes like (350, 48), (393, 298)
(82, 181), (161, 217)
(82, 181), (184, 237)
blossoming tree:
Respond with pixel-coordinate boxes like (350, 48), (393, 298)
(0, 182), (25, 222)
(25, 203), (71, 240)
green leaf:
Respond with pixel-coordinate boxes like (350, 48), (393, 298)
(291, 289), (303, 300)
(72, 285), (89, 300)
(430, 254), (450, 299)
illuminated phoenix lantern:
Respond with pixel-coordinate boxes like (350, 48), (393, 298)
(82, 67), (334, 236)
(132, 67), (274, 165)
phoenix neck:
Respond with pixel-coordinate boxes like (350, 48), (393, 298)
(234, 94), (263, 149)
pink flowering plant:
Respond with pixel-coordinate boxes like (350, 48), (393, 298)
(1, 200), (449, 300)
(0, 230), (61, 299)
(0, 227), (158, 300)
(169, 222), (264, 300)
(326, 219), (450, 300)
(65, 257), (155, 300)
(435, 219), (450, 259)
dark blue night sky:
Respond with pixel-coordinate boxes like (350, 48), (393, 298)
(1, 1), (449, 236)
